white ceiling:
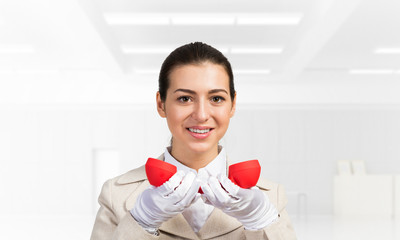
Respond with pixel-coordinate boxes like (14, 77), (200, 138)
(0, 0), (400, 104)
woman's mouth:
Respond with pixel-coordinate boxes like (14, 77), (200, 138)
(188, 128), (211, 133)
(187, 127), (214, 139)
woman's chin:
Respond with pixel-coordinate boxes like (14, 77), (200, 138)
(186, 142), (217, 154)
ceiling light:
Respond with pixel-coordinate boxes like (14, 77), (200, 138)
(0, 67), (58, 74)
(211, 47), (229, 54)
(121, 45), (228, 55)
(349, 69), (394, 74)
(171, 15), (235, 25)
(134, 69), (160, 74)
(103, 13), (302, 26)
(374, 48), (400, 54)
(230, 47), (283, 54)
(17, 69), (59, 74)
(121, 45), (282, 55)
(234, 69), (271, 74)
(104, 13), (169, 25)
(121, 46), (174, 54)
(237, 13), (303, 25)
(0, 44), (35, 53)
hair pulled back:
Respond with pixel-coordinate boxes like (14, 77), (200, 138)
(158, 42), (235, 102)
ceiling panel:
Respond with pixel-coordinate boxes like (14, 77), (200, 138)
(97, 0), (315, 13)
(307, 0), (400, 73)
(1, 0), (399, 95)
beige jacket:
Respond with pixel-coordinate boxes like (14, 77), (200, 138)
(90, 155), (297, 240)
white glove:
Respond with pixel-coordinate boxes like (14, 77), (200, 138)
(201, 174), (278, 230)
(131, 170), (201, 231)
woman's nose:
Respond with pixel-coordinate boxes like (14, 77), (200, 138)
(192, 101), (210, 122)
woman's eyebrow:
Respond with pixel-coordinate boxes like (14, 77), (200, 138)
(208, 89), (228, 95)
(173, 88), (228, 95)
(174, 88), (196, 94)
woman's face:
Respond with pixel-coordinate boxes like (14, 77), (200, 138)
(157, 62), (236, 155)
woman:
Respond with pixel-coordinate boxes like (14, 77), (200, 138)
(90, 42), (296, 239)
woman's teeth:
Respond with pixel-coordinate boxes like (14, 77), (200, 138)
(188, 128), (211, 134)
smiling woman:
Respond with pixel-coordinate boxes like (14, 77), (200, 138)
(157, 62), (236, 169)
(90, 42), (297, 240)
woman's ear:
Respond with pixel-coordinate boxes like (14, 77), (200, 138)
(156, 92), (166, 118)
(229, 91), (237, 118)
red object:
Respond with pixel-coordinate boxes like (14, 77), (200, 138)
(145, 158), (177, 187)
(228, 160), (261, 189)
(145, 158), (261, 191)
(146, 158), (203, 193)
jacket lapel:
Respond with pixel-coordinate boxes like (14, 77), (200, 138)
(197, 208), (242, 239)
(159, 214), (200, 239)
(158, 208), (243, 240)
(124, 179), (151, 211)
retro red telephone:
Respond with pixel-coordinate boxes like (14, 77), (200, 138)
(145, 158), (261, 190)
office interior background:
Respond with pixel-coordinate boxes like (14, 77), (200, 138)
(1, 0), (400, 239)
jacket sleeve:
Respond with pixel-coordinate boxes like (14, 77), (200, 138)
(244, 184), (297, 240)
(90, 179), (160, 240)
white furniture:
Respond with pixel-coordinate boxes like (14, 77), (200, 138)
(337, 160), (353, 175)
(396, 175), (400, 219)
(351, 160), (367, 175)
(337, 160), (367, 175)
(334, 175), (393, 217)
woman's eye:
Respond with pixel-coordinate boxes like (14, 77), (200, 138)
(178, 96), (191, 102)
(211, 96), (225, 103)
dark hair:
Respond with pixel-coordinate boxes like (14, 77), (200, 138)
(158, 42), (235, 102)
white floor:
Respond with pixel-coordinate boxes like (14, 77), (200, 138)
(0, 214), (94, 240)
(0, 214), (399, 239)
(293, 215), (400, 240)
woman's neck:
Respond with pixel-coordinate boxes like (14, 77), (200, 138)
(170, 144), (219, 171)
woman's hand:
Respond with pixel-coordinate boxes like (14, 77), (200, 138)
(131, 170), (201, 231)
(201, 174), (279, 230)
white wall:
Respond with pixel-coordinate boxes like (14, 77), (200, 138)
(0, 104), (169, 217)
(225, 105), (400, 215)
(1, 103), (400, 218)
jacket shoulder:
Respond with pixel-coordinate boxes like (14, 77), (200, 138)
(113, 153), (164, 185)
(256, 176), (279, 191)
(113, 165), (147, 185)
(257, 177), (288, 212)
